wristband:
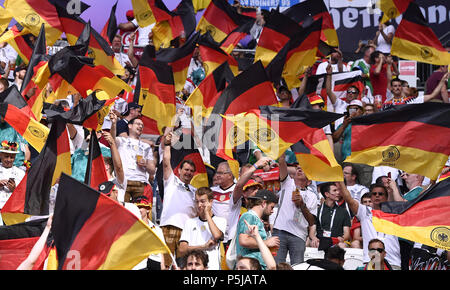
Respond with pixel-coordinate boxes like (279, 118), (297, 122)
(253, 164), (259, 170)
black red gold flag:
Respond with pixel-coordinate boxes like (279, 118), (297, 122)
(0, 23), (34, 64)
(378, 0), (412, 24)
(0, 120), (70, 225)
(345, 103), (450, 180)
(152, 0), (196, 50)
(372, 178), (450, 251)
(282, 0), (338, 47)
(223, 105), (344, 160)
(265, 18), (322, 90)
(0, 4), (12, 34)
(131, 0), (172, 28)
(390, 1), (450, 65)
(254, 9), (302, 68)
(51, 173), (171, 269)
(100, 1), (118, 45)
(84, 130), (108, 190)
(196, 0), (254, 44)
(0, 218), (49, 270)
(139, 46), (176, 135)
(218, 19), (255, 55)
(155, 32), (200, 92)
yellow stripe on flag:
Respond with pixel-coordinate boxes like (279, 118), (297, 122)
(142, 92), (176, 134)
(391, 37), (450, 66)
(196, 17), (228, 44)
(131, 0), (158, 28)
(254, 46), (278, 68)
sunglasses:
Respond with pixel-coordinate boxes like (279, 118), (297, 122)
(369, 248), (385, 253)
(371, 191), (386, 196)
(347, 91), (358, 94)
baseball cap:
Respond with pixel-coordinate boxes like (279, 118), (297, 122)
(122, 102), (142, 117)
(126, 10), (134, 19)
(348, 99), (363, 109)
(308, 94), (324, 106)
(247, 189), (278, 204)
(132, 195), (151, 208)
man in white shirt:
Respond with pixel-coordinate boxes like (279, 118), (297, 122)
(159, 130), (197, 268)
(178, 187), (227, 270)
(273, 153), (318, 265)
(210, 162), (235, 228)
(114, 117), (155, 203)
(343, 163), (369, 202)
(315, 48), (349, 75)
(0, 141), (26, 224)
(338, 181), (402, 269)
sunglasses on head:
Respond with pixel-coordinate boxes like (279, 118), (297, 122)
(369, 248), (385, 253)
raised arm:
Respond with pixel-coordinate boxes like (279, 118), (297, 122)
(103, 130), (125, 186)
(336, 181), (359, 216)
(162, 129), (174, 181)
(297, 66), (312, 96)
(423, 72), (449, 103)
(244, 220), (277, 270)
(325, 63), (338, 105)
(233, 156), (271, 203)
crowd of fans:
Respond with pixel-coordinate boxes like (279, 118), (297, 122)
(0, 3), (449, 271)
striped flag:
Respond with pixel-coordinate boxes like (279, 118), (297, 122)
(51, 173), (171, 270)
(84, 130), (108, 190)
(100, 1), (118, 45)
(377, 0), (412, 24)
(0, 23), (34, 64)
(345, 103), (450, 180)
(131, 0), (172, 28)
(390, 1), (450, 65)
(372, 178), (450, 251)
(0, 120), (70, 225)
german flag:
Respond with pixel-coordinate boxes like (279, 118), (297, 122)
(155, 32), (199, 92)
(332, 71), (365, 101)
(140, 47), (176, 134)
(57, 5), (125, 76)
(391, 1), (450, 65)
(192, 0), (211, 12)
(0, 96), (48, 153)
(43, 91), (107, 130)
(219, 20), (255, 55)
(171, 134), (209, 189)
(265, 18), (322, 89)
(378, 0), (412, 24)
(254, 9), (302, 68)
(282, 0), (339, 47)
(100, 1), (118, 45)
(0, 81), (34, 118)
(345, 103), (450, 180)
(198, 32), (239, 77)
(372, 178), (450, 251)
(152, 0), (196, 50)
(202, 61), (279, 160)
(4, 0), (88, 45)
(0, 218), (49, 270)
(1, 120), (70, 225)
(185, 61), (234, 126)
(196, 0), (254, 44)
(223, 105), (344, 160)
(51, 173), (171, 270)
(0, 23), (34, 65)
(291, 129), (343, 182)
(239, 6), (257, 18)
(84, 130), (108, 190)
(48, 45), (131, 99)
(131, 0), (173, 28)
(0, 4), (12, 34)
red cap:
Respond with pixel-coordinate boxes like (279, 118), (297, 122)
(243, 179), (263, 191)
(126, 10), (134, 19)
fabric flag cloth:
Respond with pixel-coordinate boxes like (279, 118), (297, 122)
(202, 61), (279, 160)
(0, 218), (49, 270)
(155, 32), (199, 92)
(219, 19), (255, 55)
(51, 173), (171, 270)
(372, 177), (450, 251)
(282, 0), (339, 47)
(185, 61), (234, 126)
(0, 23), (34, 65)
(170, 134), (209, 189)
(0, 4), (12, 34)
(131, 0), (172, 28)
(57, 5), (125, 76)
(0, 120), (70, 225)
(0, 84), (35, 119)
(151, 0), (196, 50)
(84, 130), (108, 190)
(291, 129), (343, 182)
(4, 0), (89, 45)
(265, 18), (322, 90)
(377, 0), (412, 24)
(139, 46), (176, 135)
(100, 1), (118, 45)
(391, 1), (450, 66)
(198, 31), (239, 77)
(345, 102), (450, 181)
(196, 0), (254, 44)
(192, 0), (211, 12)
(254, 9), (302, 68)
(48, 45), (131, 99)
(0, 94), (49, 152)
(222, 106), (344, 161)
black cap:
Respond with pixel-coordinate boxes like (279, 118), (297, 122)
(247, 189), (278, 204)
(278, 85), (290, 94)
(122, 102), (142, 117)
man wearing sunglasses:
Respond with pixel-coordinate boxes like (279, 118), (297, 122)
(363, 238), (393, 270)
(337, 181), (401, 269)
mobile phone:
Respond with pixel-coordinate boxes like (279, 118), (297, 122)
(388, 172), (391, 178)
(8, 178), (14, 182)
